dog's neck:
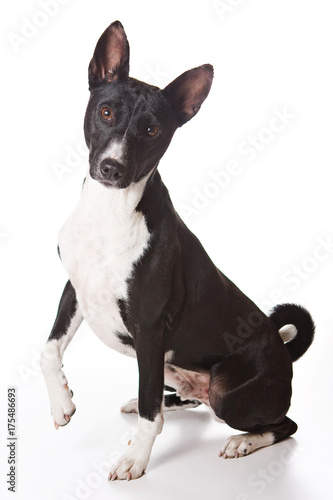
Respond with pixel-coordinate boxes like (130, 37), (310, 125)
(136, 169), (175, 232)
(82, 170), (153, 217)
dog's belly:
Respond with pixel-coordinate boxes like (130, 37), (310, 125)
(58, 174), (151, 357)
(164, 364), (210, 405)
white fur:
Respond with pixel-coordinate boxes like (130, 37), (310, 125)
(220, 431), (275, 458)
(58, 172), (151, 357)
(279, 324), (297, 343)
(164, 349), (174, 363)
(99, 138), (126, 164)
(109, 414), (163, 480)
(121, 398), (139, 414)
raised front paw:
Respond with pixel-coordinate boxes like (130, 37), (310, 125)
(49, 379), (76, 429)
(108, 445), (149, 481)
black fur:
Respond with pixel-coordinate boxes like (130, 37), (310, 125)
(48, 280), (78, 341)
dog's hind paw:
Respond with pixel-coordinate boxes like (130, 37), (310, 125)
(120, 398), (138, 414)
(219, 431), (275, 459)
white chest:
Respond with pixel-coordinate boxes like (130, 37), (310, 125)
(58, 174), (151, 355)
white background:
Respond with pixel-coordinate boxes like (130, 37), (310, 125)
(1, 0), (333, 499)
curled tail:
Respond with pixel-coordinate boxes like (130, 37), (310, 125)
(269, 303), (315, 362)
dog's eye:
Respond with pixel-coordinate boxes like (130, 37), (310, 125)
(147, 125), (158, 137)
(101, 107), (113, 121)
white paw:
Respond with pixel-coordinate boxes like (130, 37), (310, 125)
(219, 434), (255, 459)
(48, 375), (76, 429)
(219, 432), (274, 459)
(108, 445), (148, 481)
(121, 398), (138, 414)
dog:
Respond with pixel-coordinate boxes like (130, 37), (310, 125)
(41, 21), (315, 481)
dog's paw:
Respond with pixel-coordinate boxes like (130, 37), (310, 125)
(120, 398), (138, 414)
(219, 434), (254, 458)
(49, 378), (76, 429)
(108, 446), (148, 481)
(219, 432), (274, 459)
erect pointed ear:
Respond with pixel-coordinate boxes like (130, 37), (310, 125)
(88, 21), (129, 89)
(163, 64), (214, 126)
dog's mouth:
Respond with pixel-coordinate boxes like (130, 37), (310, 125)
(90, 170), (131, 189)
(100, 179), (130, 189)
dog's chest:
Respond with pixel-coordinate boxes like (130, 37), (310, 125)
(58, 176), (150, 355)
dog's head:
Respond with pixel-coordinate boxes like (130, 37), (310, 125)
(84, 21), (213, 189)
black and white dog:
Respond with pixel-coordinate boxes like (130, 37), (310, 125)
(41, 21), (315, 481)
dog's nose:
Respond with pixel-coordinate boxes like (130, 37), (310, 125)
(100, 159), (124, 182)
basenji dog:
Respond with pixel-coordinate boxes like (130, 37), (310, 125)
(41, 21), (315, 480)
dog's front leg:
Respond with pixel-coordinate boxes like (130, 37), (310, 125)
(41, 280), (83, 428)
(109, 329), (165, 481)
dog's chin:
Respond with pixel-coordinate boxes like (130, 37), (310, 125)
(99, 180), (128, 189)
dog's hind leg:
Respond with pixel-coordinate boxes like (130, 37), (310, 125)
(218, 416), (297, 458)
(40, 280), (83, 429)
(209, 348), (297, 458)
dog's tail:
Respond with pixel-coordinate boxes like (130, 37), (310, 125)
(269, 303), (315, 362)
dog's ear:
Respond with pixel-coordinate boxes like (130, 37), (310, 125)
(163, 64), (213, 126)
(88, 21), (129, 89)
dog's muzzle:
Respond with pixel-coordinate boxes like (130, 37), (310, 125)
(99, 158), (124, 186)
